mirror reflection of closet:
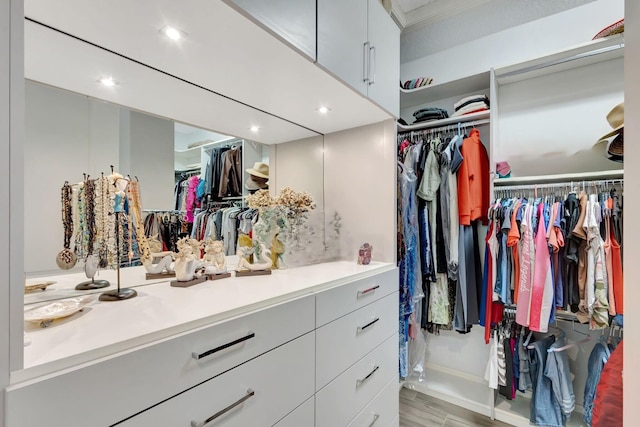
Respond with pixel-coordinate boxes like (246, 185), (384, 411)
(22, 82), (282, 304)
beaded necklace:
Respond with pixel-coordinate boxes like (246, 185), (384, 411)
(84, 178), (96, 256)
(56, 181), (78, 269)
(127, 180), (151, 263)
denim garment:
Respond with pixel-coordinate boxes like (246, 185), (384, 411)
(529, 335), (563, 427)
(518, 329), (533, 392)
(583, 343), (610, 426)
(545, 337), (576, 422)
(419, 202), (435, 283)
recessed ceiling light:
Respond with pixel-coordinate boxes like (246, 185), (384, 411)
(98, 77), (117, 87)
(161, 25), (184, 41)
(250, 125), (260, 133)
(317, 106), (331, 114)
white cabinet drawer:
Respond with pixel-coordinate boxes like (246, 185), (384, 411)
(316, 334), (397, 427)
(273, 397), (314, 427)
(7, 295), (314, 427)
(316, 291), (398, 390)
(117, 332), (315, 427)
(347, 375), (399, 427)
(316, 268), (397, 327)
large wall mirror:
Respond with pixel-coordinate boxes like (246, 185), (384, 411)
(22, 15), (326, 309)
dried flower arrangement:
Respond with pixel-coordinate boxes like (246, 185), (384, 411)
(246, 189), (275, 209)
(275, 187), (315, 215)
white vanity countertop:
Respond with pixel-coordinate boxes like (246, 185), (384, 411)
(19, 261), (396, 380)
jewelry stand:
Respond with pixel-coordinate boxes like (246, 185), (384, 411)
(100, 211), (137, 301)
(76, 277), (110, 290)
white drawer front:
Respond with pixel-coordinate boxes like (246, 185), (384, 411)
(347, 375), (399, 427)
(117, 332), (315, 427)
(7, 295), (314, 427)
(390, 415), (399, 427)
(316, 269), (397, 327)
(316, 334), (398, 427)
(273, 397), (314, 427)
(316, 291), (398, 390)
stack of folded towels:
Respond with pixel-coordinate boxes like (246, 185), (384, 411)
(401, 77), (433, 90)
(451, 94), (490, 117)
(412, 107), (448, 124)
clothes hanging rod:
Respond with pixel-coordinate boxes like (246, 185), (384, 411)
(398, 110), (490, 133)
(493, 169), (623, 186)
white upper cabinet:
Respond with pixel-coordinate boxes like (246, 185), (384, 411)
(223, 0), (317, 61)
(366, 0), (400, 116)
(317, 0), (399, 116)
(317, 0), (369, 96)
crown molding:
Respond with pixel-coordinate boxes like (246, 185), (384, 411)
(393, 0), (492, 30)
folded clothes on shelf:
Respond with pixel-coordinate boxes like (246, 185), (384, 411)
(451, 94), (490, 117)
(401, 77), (433, 90)
(412, 107), (448, 123)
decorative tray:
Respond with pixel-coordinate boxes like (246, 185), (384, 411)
(24, 295), (95, 327)
(24, 280), (56, 293)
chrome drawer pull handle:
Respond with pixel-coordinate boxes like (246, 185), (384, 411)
(357, 317), (380, 333)
(192, 332), (255, 360)
(356, 365), (379, 386)
(369, 412), (380, 426)
(190, 389), (255, 427)
(357, 285), (380, 297)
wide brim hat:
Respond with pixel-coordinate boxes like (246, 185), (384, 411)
(593, 130), (624, 163)
(245, 177), (268, 191)
(246, 161), (269, 179)
(598, 103), (624, 140)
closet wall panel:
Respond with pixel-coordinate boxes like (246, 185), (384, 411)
(270, 135), (324, 213)
(323, 119), (396, 263)
(624, 0), (640, 424)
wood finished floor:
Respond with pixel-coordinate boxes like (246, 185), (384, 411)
(399, 388), (513, 427)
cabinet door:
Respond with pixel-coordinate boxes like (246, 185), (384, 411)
(366, 0), (400, 116)
(224, 0), (316, 61)
(317, 0), (368, 96)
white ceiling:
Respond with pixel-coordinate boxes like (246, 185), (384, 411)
(24, 0), (392, 144)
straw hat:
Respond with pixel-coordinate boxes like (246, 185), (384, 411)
(593, 103), (624, 162)
(598, 103), (624, 140)
(246, 162), (269, 179)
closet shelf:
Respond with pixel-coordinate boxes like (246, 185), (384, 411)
(400, 71), (490, 108)
(397, 110), (490, 132)
(493, 169), (623, 186)
(494, 34), (624, 85)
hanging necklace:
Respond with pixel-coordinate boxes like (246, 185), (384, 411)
(56, 181), (78, 269)
(84, 178), (96, 256)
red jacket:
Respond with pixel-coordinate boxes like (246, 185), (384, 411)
(457, 129), (490, 225)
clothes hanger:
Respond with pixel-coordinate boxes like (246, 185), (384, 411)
(547, 320), (591, 353)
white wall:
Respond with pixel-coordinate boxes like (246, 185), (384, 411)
(624, 0), (638, 424)
(122, 110), (174, 211)
(324, 120), (396, 263)
(25, 83), (175, 273)
(24, 82), (119, 274)
(495, 57), (624, 176)
(401, 0), (624, 86)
